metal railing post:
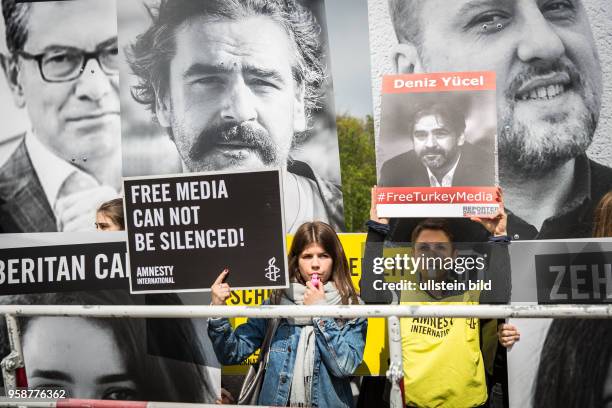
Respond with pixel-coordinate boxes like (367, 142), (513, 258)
(386, 315), (404, 408)
(1, 314), (23, 392)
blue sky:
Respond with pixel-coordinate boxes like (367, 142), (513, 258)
(325, 0), (373, 118)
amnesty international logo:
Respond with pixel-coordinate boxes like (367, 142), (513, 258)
(466, 318), (477, 330)
(410, 317), (453, 338)
(265, 257), (280, 282)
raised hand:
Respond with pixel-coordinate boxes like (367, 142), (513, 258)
(470, 187), (507, 237)
(370, 185), (389, 225)
(211, 269), (231, 305)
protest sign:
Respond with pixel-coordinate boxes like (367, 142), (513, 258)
(0, 232), (128, 295)
(507, 239), (612, 408)
(377, 71), (498, 218)
(124, 169), (288, 293)
(375, 186), (500, 218)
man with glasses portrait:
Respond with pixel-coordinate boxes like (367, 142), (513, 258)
(0, 0), (120, 232)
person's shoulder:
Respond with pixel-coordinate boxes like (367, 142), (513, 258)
(0, 135), (35, 187)
(589, 158), (612, 199)
(589, 158), (612, 179)
(0, 134), (28, 172)
(380, 150), (424, 186)
(381, 150), (418, 170)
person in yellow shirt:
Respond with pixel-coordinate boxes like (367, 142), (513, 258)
(360, 187), (520, 408)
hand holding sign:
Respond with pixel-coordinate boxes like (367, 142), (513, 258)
(211, 269), (231, 305)
(370, 186), (389, 225)
(470, 187), (508, 237)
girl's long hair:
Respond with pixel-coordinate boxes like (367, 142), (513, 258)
(271, 221), (359, 305)
(593, 190), (612, 237)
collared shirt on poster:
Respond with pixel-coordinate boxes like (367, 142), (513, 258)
(426, 154), (461, 187)
(25, 130), (99, 230)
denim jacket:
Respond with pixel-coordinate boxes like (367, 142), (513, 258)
(208, 307), (367, 407)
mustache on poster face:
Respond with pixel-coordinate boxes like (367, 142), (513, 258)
(188, 121), (277, 164)
(505, 59), (583, 101)
(419, 147), (446, 157)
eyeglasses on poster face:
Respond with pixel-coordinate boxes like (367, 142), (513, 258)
(16, 46), (118, 83)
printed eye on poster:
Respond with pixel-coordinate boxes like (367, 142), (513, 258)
(124, 168), (289, 294)
(376, 71), (498, 218)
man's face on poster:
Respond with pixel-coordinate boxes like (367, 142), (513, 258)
(155, 15), (307, 172)
(8, 0), (120, 163)
(396, 0), (602, 176)
(412, 113), (464, 172)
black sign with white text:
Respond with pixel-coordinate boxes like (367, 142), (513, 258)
(123, 170), (288, 293)
(0, 240), (127, 295)
(535, 251), (612, 304)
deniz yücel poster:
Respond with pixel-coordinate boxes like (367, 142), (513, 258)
(124, 169), (288, 293)
(117, 0), (345, 233)
(367, 0), (612, 239)
(378, 72), (497, 189)
(0, 0), (122, 233)
(507, 239), (612, 408)
(0, 232), (220, 403)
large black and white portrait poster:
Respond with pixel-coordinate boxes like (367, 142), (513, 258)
(0, 0), (122, 234)
(0, 232), (220, 403)
(378, 72), (497, 188)
(367, 0), (612, 239)
(124, 169), (288, 293)
(118, 0), (345, 233)
(507, 239), (612, 408)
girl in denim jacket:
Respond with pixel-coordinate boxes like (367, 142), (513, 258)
(208, 221), (367, 407)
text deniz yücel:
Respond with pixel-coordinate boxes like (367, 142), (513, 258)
(129, 179), (246, 252)
(393, 75), (485, 89)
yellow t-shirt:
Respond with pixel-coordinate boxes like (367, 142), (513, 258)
(400, 290), (487, 408)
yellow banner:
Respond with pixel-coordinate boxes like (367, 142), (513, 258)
(222, 233), (388, 375)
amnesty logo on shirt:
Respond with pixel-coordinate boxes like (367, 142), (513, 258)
(409, 317), (454, 338)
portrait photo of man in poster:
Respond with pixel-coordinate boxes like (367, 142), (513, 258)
(369, 0), (612, 239)
(378, 92), (497, 188)
(119, 0), (345, 233)
(0, 0), (122, 233)
(368, 3), (612, 406)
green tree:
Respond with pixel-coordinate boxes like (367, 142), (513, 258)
(337, 115), (376, 232)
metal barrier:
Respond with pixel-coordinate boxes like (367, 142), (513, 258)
(0, 304), (611, 408)
(0, 304), (610, 318)
(0, 400), (257, 407)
